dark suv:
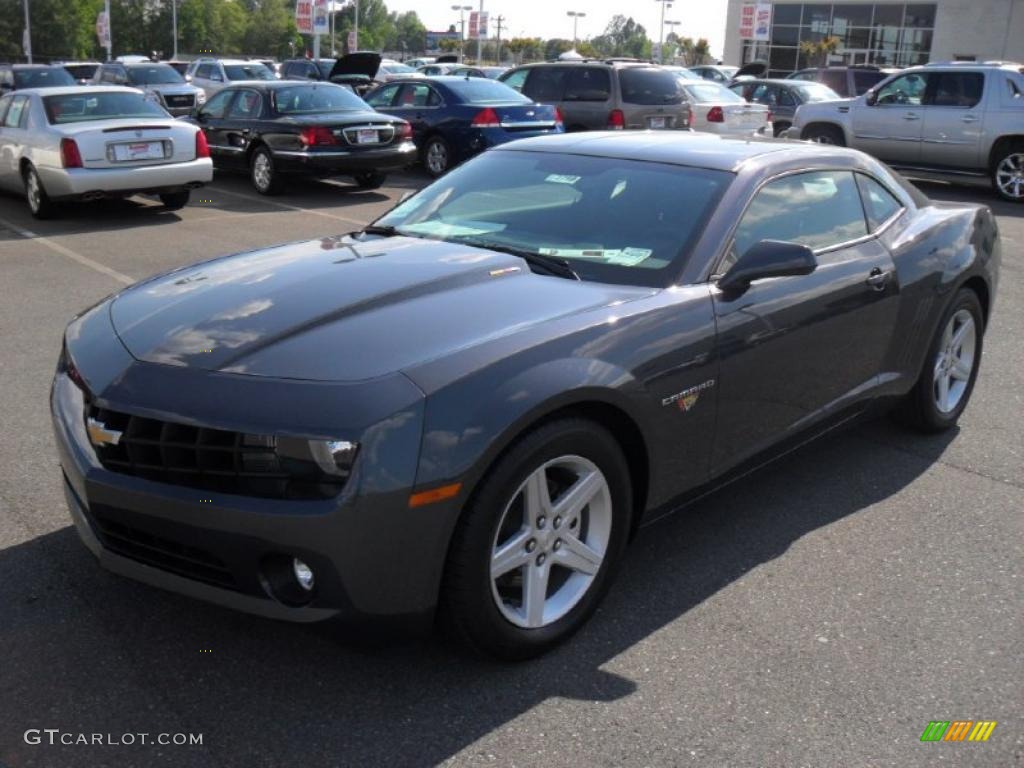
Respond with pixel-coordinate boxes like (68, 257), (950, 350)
(786, 65), (896, 98)
(499, 61), (691, 132)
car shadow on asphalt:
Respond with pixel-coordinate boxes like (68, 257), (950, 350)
(0, 416), (958, 767)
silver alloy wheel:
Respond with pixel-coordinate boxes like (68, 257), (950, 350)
(26, 170), (41, 213)
(933, 308), (976, 414)
(253, 152), (272, 192)
(490, 455), (612, 629)
(995, 152), (1024, 199)
(426, 140), (448, 175)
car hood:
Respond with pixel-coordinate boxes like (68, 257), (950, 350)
(109, 236), (650, 382)
(143, 83), (199, 95)
(329, 52), (381, 80)
(734, 60), (767, 79)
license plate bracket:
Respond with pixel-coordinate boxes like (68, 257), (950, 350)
(111, 141), (167, 162)
(649, 116), (667, 129)
(356, 129), (379, 144)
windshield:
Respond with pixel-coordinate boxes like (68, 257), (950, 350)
(315, 60), (334, 78)
(446, 79), (531, 104)
(224, 64), (275, 81)
(63, 64), (98, 80)
(374, 150), (731, 287)
(14, 67), (75, 88)
(618, 67), (685, 105)
(383, 64), (416, 74)
(127, 64), (185, 85)
(683, 82), (746, 103)
(43, 92), (168, 124)
(274, 84), (368, 114)
(792, 82), (840, 101)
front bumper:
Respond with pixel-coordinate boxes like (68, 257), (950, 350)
(273, 141), (417, 176)
(51, 310), (460, 627)
(40, 158), (213, 200)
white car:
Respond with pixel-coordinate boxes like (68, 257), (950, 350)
(680, 81), (772, 137)
(0, 86), (212, 219)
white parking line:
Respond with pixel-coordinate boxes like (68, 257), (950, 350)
(211, 186), (368, 227)
(0, 214), (134, 285)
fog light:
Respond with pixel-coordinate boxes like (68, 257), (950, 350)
(292, 558), (315, 591)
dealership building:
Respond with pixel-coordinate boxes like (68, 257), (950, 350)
(722, 0), (1024, 76)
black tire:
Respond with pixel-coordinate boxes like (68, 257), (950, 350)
(24, 165), (57, 220)
(773, 121), (791, 138)
(440, 418), (633, 660)
(250, 146), (284, 195)
(354, 172), (386, 190)
(802, 124), (845, 146)
(422, 135), (451, 178)
(897, 288), (985, 432)
(990, 142), (1024, 203)
(159, 190), (190, 210)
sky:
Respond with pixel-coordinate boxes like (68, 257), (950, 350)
(384, 0), (731, 59)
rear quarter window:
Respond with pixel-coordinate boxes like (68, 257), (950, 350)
(563, 68), (611, 102)
(523, 67), (568, 102)
(618, 67), (684, 105)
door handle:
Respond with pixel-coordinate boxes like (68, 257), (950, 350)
(866, 267), (890, 290)
(902, 112), (920, 121)
(962, 115), (979, 123)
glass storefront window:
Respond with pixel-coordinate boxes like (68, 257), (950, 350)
(831, 4), (874, 27)
(771, 26), (801, 45)
(872, 4), (904, 25)
(903, 3), (936, 26)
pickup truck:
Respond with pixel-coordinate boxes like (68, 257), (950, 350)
(786, 62), (1024, 202)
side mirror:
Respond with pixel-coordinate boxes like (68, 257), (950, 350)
(865, 90), (877, 106)
(717, 239), (817, 293)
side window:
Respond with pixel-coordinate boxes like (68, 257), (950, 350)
(499, 68), (529, 92)
(875, 73), (930, 105)
(281, 62), (295, 77)
(750, 83), (775, 105)
(196, 64), (212, 79)
(365, 84), (400, 107)
(928, 72), (984, 108)
(778, 87), (797, 107)
(226, 89), (262, 118)
(522, 67), (568, 102)
(856, 174), (903, 230)
(853, 70), (885, 94)
(564, 68), (611, 102)
(3, 95), (28, 128)
(791, 70), (817, 82)
(820, 70), (847, 95)
(397, 84), (439, 107)
(725, 171), (868, 272)
(0, 94), (12, 124)
(199, 88), (234, 119)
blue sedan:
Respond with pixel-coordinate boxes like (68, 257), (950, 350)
(364, 76), (563, 176)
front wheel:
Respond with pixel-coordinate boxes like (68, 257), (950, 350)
(897, 288), (984, 432)
(159, 190), (190, 210)
(422, 136), (451, 177)
(24, 165), (57, 219)
(992, 145), (1024, 202)
(441, 418), (633, 660)
(353, 171), (385, 189)
(802, 124), (845, 146)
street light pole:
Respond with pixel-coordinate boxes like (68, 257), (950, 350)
(476, 0), (483, 64)
(567, 11), (586, 48)
(664, 19), (681, 62)
(171, 0), (178, 60)
(655, 0), (673, 63)
(353, 0), (359, 51)
(22, 0), (32, 63)
(452, 5), (471, 62)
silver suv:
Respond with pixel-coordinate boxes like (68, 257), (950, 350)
(186, 58), (276, 99)
(788, 62), (1024, 201)
(93, 61), (205, 117)
(499, 61), (691, 132)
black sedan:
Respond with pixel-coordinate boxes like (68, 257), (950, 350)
(364, 76), (563, 176)
(52, 134), (1000, 659)
(189, 80), (416, 194)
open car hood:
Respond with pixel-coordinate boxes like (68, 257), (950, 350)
(329, 52), (381, 80)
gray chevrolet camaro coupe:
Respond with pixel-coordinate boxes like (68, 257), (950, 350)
(52, 133), (1000, 659)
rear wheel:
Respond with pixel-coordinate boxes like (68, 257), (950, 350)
(441, 418), (632, 660)
(992, 144), (1024, 202)
(802, 124), (845, 146)
(159, 190), (190, 210)
(250, 146), (283, 195)
(353, 171), (386, 189)
(423, 136), (451, 177)
(773, 121), (791, 138)
(897, 288), (984, 432)
(24, 165), (56, 219)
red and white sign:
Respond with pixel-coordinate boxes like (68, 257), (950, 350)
(738, 2), (756, 39)
(468, 11), (489, 39)
(295, 0), (313, 35)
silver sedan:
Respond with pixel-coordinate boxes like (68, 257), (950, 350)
(0, 85), (213, 219)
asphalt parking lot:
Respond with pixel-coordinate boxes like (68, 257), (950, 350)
(0, 169), (1020, 768)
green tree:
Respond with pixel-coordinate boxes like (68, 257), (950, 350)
(799, 36), (839, 66)
(591, 15), (648, 59)
(544, 38), (573, 60)
(384, 10), (426, 55)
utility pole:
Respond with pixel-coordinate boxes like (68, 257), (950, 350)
(476, 0), (483, 64)
(22, 0), (32, 63)
(664, 19), (681, 62)
(495, 14), (505, 64)
(104, 0), (112, 60)
(452, 5), (471, 62)
(353, 0), (359, 51)
(567, 11), (585, 48)
(171, 0), (178, 59)
(655, 0), (673, 63)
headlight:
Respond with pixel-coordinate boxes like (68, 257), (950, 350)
(241, 435), (359, 487)
(195, 90), (207, 105)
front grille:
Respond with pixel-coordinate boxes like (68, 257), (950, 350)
(87, 406), (344, 500)
(89, 504), (238, 590)
(163, 94), (195, 109)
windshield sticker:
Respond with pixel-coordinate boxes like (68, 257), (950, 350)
(545, 174), (581, 185)
(538, 247), (653, 266)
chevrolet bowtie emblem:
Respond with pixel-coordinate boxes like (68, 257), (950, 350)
(87, 417), (123, 447)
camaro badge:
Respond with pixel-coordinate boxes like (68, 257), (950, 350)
(86, 417), (122, 447)
(662, 379), (715, 412)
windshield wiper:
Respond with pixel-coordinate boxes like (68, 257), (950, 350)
(454, 239), (580, 281)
